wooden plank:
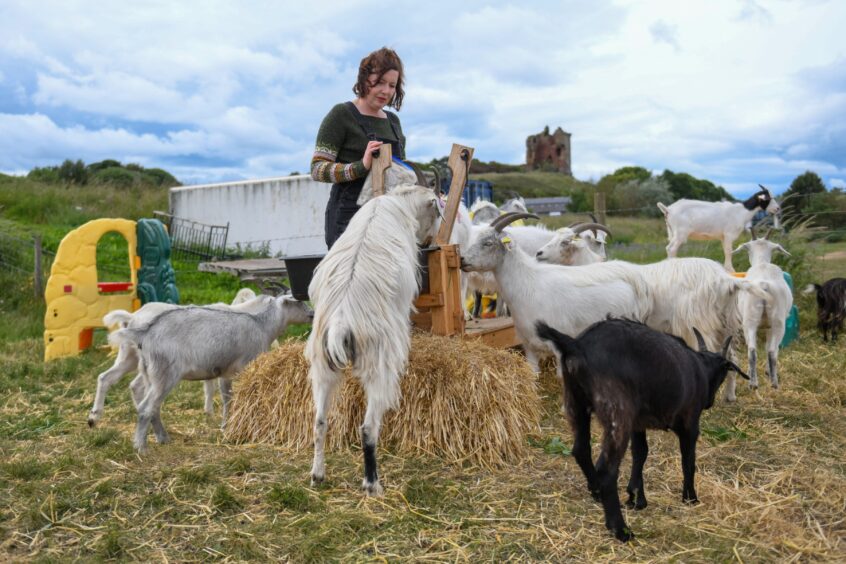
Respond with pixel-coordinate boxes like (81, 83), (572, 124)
(436, 144), (474, 246)
(414, 293), (443, 308)
(411, 311), (432, 331)
(464, 317), (521, 348)
(370, 144), (393, 197)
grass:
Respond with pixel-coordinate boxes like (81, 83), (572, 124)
(0, 302), (843, 561)
(1, 176), (845, 560)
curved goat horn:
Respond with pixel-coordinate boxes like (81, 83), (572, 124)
(432, 167), (442, 194)
(589, 213), (598, 223)
(407, 162), (429, 189)
(572, 222), (612, 238)
(491, 212), (540, 232)
(721, 335), (733, 358)
(764, 228), (773, 240)
(693, 327), (708, 353)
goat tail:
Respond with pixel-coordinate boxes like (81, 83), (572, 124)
(739, 279), (773, 304)
(323, 322), (357, 371)
(656, 202), (670, 218)
(103, 310), (132, 329)
(803, 283), (820, 296)
(107, 327), (146, 349)
(535, 321), (584, 374)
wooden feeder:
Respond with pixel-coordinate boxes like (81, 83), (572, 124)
(371, 143), (519, 349)
(283, 144), (520, 349)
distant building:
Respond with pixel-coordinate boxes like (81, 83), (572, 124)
(524, 196), (572, 216)
(526, 126), (572, 175)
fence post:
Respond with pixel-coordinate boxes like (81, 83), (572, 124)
(594, 192), (607, 225)
(33, 235), (43, 299)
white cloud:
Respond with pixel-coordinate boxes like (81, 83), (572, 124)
(0, 0), (844, 196)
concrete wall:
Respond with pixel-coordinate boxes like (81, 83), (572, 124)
(169, 175), (329, 257)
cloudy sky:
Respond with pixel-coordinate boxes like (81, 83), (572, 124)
(1, 0), (843, 197)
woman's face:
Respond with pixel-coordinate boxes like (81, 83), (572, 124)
(362, 69), (399, 111)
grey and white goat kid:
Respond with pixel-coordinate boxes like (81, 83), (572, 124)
(108, 294), (312, 452)
(87, 288), (258, 427)
(305, 184), (439, 496)
(537, 319), (748, 542)
(728, 236), (792, 398)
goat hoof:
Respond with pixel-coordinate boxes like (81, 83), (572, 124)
(362, 480), (383, 497)
(310, 474), (325, 486)
(614, 527), (634, 542)
(87, 418), (97, 428)
(155, 434), (170, 444)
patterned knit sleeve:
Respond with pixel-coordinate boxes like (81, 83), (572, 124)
(310, 105), (368, 183)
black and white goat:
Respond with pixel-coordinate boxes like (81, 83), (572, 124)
(537, 319), (747, 542)
(804, 277), (846, 342)
(657, 185), (780, 272)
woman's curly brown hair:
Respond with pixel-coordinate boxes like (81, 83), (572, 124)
(353, 47), (405, 110)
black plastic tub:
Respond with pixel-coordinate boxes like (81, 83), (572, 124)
(283, 246), (437, 301)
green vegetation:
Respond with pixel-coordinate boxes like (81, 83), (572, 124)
(1, 161), (845, 560)
(27, 158), (179, 188)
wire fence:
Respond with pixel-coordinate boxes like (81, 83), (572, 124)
(0, 230), (54, 297)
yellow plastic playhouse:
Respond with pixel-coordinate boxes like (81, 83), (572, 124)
(43, 219), (140, 361)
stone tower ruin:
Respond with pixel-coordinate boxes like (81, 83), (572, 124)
(526, 126), (572, 175)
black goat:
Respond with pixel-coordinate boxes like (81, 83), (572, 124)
(536, 318), (748, 542)
(806, 278), (846, 342)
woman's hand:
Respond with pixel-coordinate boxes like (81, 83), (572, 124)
(362, 140), (384, 170)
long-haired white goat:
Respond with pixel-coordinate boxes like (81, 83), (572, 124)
(305, 184), (439, 496)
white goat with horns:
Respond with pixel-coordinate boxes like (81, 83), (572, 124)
(305, 184), (439, 496)
(657, 185), (781, 272)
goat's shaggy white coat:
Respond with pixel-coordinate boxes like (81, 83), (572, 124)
(305, 184), (439, 496)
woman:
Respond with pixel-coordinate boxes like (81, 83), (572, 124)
(310, 47), (407, 248)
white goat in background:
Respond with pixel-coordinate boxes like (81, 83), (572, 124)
(535, 223), (611, 265)
(726, 236), (792, 400)
(306, 184), (439, 496)
(469, 198), (501, 225)
(657, 185), (780, 272)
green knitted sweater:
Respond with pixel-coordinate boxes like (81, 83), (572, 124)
(310, 102), (406, 184)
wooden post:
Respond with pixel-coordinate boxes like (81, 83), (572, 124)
(370, 144), (393, 197)
(594, 192), (607, 226)
(33, 235), (43, 299)
(436, 144), (474, 245)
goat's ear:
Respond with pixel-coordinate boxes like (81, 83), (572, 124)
(732, 242), (748, 254)
(774, 243), (791, 257)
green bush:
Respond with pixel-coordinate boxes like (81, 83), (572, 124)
(608, 178), (672, 217)
(91, 166), (137, 188)
(86, 159), (122, 173)
(58, 159), (88, 185)
(26, 166), (60, 184)
(143, 167), (180, 187)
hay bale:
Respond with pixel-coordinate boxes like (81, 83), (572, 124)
(224, 332), (542, 467)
